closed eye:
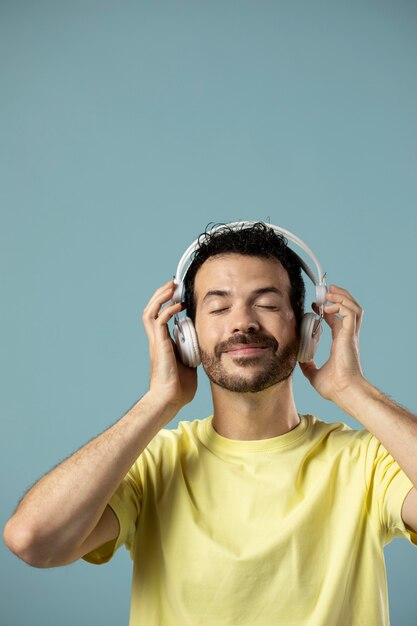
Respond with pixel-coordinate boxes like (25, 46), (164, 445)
(210, 307), (229, 314)
(255, 305), (278, 310)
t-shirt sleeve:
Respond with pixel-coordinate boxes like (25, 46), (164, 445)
(82, 457), (144, 565)
(364, 431), (417, 546)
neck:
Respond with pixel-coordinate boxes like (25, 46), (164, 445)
(210, 376), (300, 441)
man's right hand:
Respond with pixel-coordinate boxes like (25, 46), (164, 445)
(142, 280), (198, 415)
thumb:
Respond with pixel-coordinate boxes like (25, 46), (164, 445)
(299, 359), (319, 385)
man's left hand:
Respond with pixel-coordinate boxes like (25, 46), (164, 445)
(299, 284), (366, 405)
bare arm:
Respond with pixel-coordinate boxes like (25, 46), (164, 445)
(3, 393), (176, 568)
(3, 280), (197, 568)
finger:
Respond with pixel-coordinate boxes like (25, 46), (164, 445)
(142, 281), (176, 328)
(325, 290), (362, 314)
(320, 308), (343, 332)
(327, 284), (360, 307)
(143, 280), (175, 315)
(146, 303), (183, 347)
(312, 302), (344, 332)
(325, 292), (363, 331)
(154, 301), (183, 330)
(323, 302), (358, 333)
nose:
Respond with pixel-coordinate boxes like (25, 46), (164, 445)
(229, 305), (261, 334)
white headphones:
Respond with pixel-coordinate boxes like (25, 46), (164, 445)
(172, 221), (327, 367)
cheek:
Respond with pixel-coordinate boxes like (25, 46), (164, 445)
(274, 310), (298, 340)
(195, 316), (221, 351)
(282, 309), (297, 327)
(194, 316), (208, 347)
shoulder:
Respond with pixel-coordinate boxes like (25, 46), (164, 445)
(305, 414), (373, 456)
(143, 416), (209, 458)
(130, 417), (209, 488)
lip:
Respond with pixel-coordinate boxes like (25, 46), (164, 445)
(225, 345), (269, 356)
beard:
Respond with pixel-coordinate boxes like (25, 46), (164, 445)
(200, 331), (299, 393)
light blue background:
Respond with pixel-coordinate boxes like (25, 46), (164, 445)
(1, 1), (416, 624)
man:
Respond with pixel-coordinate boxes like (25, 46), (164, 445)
(4, 222), (417, 625)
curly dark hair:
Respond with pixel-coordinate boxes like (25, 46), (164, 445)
(183, 222), (305, 329)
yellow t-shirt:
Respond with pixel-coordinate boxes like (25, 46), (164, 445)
(82, 414), (417, 625)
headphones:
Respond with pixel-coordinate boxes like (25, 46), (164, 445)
(172, 221), (327, 368)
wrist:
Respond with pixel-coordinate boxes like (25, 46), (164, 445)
(332, 377), (376, 416)
(141, 390), (182, 424)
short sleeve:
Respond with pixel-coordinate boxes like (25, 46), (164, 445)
(364, 432), (417, 546)
(82, 457), (144, 565)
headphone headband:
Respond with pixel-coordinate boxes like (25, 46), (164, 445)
(173, 221), (327, 306)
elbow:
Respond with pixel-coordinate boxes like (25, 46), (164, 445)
(3, 517), (50, 568)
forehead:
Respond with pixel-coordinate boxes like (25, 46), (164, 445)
(193, 253), (291, 299)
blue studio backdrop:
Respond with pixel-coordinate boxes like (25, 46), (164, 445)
(1, 1), (416, 625)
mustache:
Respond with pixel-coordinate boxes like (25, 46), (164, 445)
(215, 332), (279, 357)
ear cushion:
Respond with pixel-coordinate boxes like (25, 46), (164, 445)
(173, 317), (201, 368)
(298, 313), (322, 363)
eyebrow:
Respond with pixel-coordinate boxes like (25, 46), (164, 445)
(202, 286), (284, 304)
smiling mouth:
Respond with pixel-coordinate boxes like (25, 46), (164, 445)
(225, 345), (269, 356)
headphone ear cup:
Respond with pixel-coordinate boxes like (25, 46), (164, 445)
(298, 313), (322, 363)
(173, 316), (201, 368)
